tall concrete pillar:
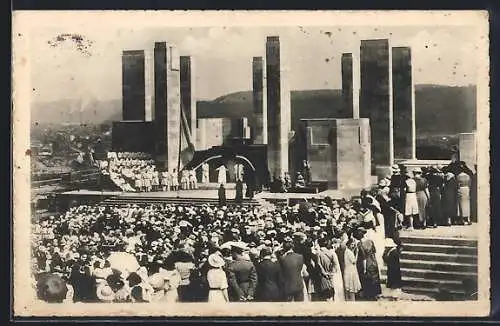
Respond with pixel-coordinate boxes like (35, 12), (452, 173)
(252, 56), (267, 144)
(266, 36), (290, 177)
(144, 48), (154, 121)
(122, 50), (146, 121)
(154, 42), (181, 172)
(392, 47), (416, 160)
(341, 53), (360, 118)
(180, 56), (196, 144)
(360, 39), (394, 176)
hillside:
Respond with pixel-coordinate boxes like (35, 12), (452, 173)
(31, 85), (476, 134)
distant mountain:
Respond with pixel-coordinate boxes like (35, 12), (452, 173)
(198, 85), (477, 134)
(31, 85), (476, 134)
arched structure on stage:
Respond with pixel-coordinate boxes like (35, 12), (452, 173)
(182, 144), (270, 189)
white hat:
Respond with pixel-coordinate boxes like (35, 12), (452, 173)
(96, 283), (115, 302)
(208, 253), (225, 268)
(385, 238), (397, 248)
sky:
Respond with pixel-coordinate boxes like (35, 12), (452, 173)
(28, 21), (483, 103)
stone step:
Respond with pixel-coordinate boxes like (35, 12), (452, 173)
(402, 243), (478, 256)
(401, 251), (478, 264)
(401, 286), (470, 300)
(102, 198), (259, 206)
(400, 236), (477, 248)
(400, 276), (467, 291)
(400, 259), (477, 273)
(400, 268), (477, 281)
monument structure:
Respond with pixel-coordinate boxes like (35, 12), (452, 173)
(303, 118), (371, 190)
(252, 56), (267, 144)
(392, 46), (416, 160)
(266, 36), (291, 177)
(154, 42), (181, 172)
(360, 39), (394, 176)
(341, 53), (360, 119)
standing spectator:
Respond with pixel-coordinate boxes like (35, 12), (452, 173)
(382, 238), (402, 290)
(343, 237), (361, 301)
(235, 179), (244, 204)
(206, 253), (230, 303)
(355, 227), (381, 301)
(457, 166), (472, 225)
(279, 241), (306, 302)
(471, 164), (478, 223)
(255, 246), (284, 302)
(226, 245), (258, 302)
(413, 167), (430, 229)
(218, 184), (226, 207)
(427, 166), (444, 228)
(403, 168), (419, 230)
(442, 171), (458, 226)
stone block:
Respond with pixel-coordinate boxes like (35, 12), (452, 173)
(303, 118), (371, 190)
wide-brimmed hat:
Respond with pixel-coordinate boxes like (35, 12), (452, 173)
(391, 164), (400, 172)
(385, 238), (397, 248)
(148, 273), (166, 290)
(413, 167), (422, 174)
(208, 253), (225, 268)
(96, 283), (115, 302)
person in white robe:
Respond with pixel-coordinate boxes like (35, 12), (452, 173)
(216, 165), (227, 185)
(202, 163), (210, 184)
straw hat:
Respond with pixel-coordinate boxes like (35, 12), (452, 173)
(96, 283), (115, 302)
(208, 253), (225, 268)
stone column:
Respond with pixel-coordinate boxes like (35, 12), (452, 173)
(122, 50), (146, 121)
(144, 48), (154, 121)
(392, 47), (416, 160)
(360, 39), (394, 177)
(459, 132), (477, 170)
(341, 53), (360, 118)
(266, 36), (290, 177)
(154, 42), (181, 172)
(252, 57), (267, 144)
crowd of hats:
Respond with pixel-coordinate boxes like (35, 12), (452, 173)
(32, 194), (378, 303)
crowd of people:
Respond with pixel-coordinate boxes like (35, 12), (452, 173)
(33, 159), (476, 304)
(99, 152), (200, 193)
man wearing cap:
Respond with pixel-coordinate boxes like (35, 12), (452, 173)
(255, 246), (284, 302)
(226, 244), (258, 302)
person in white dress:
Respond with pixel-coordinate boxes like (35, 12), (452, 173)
(206, 253), (229, 303)
(161, 171), (170, 192)
(202, 163), (210, 184)
(216, 165), (227, 185)
(170, 169), (179, 191)
(180, 170), (189, 190)
(343, 238), (361, 301)
(189, 170), (198, 190)
(234, 163), (244, 182)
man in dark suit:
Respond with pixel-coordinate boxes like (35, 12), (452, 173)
(279, 241), (306, 302)
(227, 245), (258, 302)
(255, 247), (284, 302)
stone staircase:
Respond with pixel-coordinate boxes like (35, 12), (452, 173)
(101, 195), (260, 207)
(382, 235), (478, 301)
